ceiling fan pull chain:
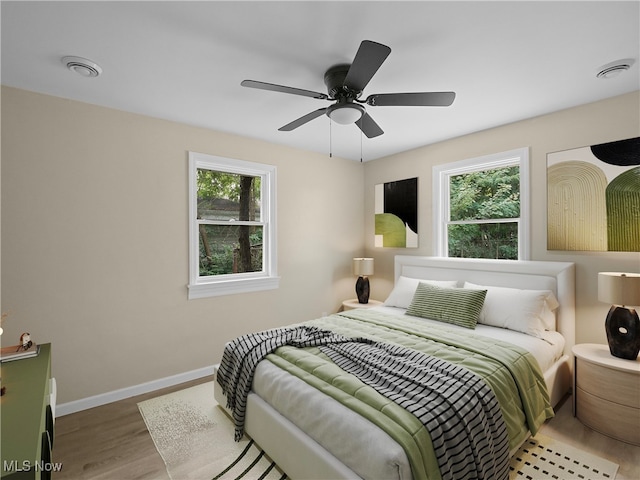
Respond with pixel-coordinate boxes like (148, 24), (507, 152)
(329, 118), (333, 158)
(360, 128), (363, 162)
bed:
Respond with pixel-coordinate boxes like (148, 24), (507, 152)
(214, 256), (575, 480)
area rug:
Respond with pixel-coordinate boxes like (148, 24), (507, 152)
(509, 433), (619, 480)
(138, 382), (286, 480)
(140, 381), (618, 480)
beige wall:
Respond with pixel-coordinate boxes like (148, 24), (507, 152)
(363, 91), (640, 345)
(1, 87), (365, 404)
(2, 86), (639, 407)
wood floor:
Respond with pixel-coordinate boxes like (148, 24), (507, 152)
(52, 378), (639, 480)
(52, 377), (213, 480)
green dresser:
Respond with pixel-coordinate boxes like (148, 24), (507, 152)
(1, 344), (54, 479)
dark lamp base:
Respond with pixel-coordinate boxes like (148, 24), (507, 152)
(605, 305), (640, 360)
(355, 276), (370, 304)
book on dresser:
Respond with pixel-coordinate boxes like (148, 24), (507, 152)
(0, 342), (39, 362)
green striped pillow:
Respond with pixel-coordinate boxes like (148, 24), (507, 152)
(406, 283), (487, 329)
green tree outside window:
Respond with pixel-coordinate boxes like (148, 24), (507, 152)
(448, 166), (520, 260)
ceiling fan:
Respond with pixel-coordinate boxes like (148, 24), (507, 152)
(241, 40), (456, 139)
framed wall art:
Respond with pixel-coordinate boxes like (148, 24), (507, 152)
(375, 177), (418, 248)
(547, 137), (639, 252)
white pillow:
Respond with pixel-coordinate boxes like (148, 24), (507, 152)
(463, 282), (559, 337)
(385, 276), (458, 309)
(539, 300), (558, 331)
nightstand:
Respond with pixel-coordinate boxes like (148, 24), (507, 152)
(341, 299), (383, 311)
(572, 343), (640, 446)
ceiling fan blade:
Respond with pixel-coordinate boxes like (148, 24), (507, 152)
(366, 92), (456, 107)
(355, 112), (384, 138)
(241, 80), (328, 100)
(279, 108), (328, 131)
(344, 40), (391, 92)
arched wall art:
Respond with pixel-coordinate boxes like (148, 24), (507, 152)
(547, 137), (640, 252)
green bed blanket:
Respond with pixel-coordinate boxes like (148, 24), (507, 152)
(264, 309), (554, 480)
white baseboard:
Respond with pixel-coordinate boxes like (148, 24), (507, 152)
(56, 364), (218, 417)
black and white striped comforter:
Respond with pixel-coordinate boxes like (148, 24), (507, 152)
(217, 326), (510, 480)
(217, 326), (371, 440)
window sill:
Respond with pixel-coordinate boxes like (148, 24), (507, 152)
(188, 276), (280, 299)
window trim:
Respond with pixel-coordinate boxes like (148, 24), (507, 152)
(432, 147), (530, 260)
(188, 152), (279, 299)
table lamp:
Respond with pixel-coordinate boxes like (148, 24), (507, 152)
(353, 258), (374, 304)
(598, 272), (640, 360)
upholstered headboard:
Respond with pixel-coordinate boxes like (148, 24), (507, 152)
(394, 256), (576, 355)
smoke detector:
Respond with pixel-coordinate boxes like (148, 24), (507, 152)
(596, 59), (634, 79)
(62, 56), (102, 78)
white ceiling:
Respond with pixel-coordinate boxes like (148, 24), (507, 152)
(2, 1), (638, 162)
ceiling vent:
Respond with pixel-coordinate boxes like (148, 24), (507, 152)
(62, 56), (102, 78)
(596, 59), (634, 79)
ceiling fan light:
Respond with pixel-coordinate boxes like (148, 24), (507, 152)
(327, 103), (364, 125)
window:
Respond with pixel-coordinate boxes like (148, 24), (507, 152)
(188, 152), (278, 299)
(433, 148), (530, 260)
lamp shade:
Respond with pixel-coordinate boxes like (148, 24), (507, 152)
(598, 272), (640, 306)
(353, 258), (374, 276)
